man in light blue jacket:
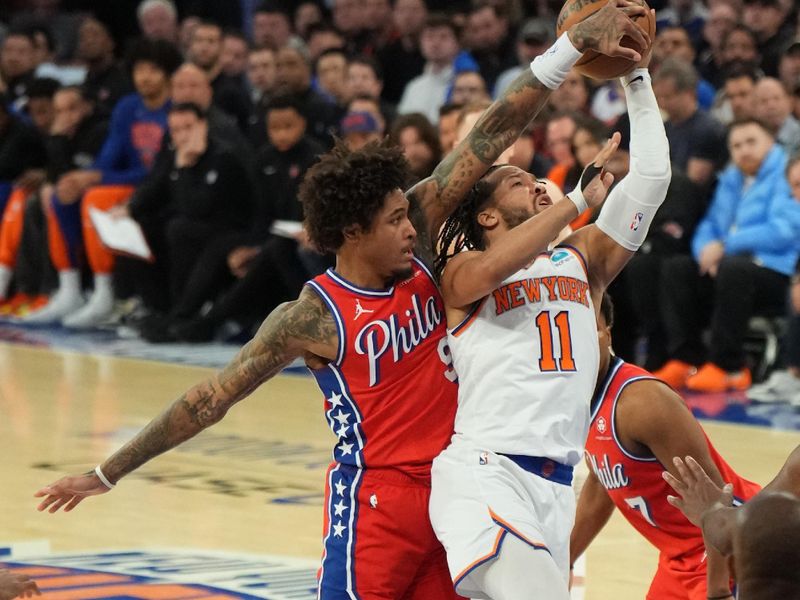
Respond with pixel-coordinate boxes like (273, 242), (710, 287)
(655, 118), (800, 392)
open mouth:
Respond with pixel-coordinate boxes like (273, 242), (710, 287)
(534, 192), (553, 210)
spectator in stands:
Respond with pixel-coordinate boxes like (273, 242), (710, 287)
(544, 110), (581, 189)
(778, 41), (800, 99)
(449, 70), (489, 106)
(137, 0), (178, 44)
(1, 29), (37, 105)
(363, 0), (395, 53)
(376, 0), (427, 104)
(267, 45), (340, 149)
(24, 77), (59, 137)
(718, 25), (760, 70)
(178, 16), (201, 56)
(252, 2), (297, 51)
(246, 46), (277, 108)
(653, 26), (716, 110)
(346, 56), (396, 126)
(0, 93), (47, 306)
(40, 38), (181, 328)
(742, 0), (794, 77)
(76, 17), (132, 117)
(549, 69), (590, 114)
(306, 23), (346, 62)
(653, 58), (728, 189)
(698, 3), (738, 87)
(494, 17), (553, 98)
(166, 95), (324, 343)
(346, 95), (386, 136)
(315, 48), (349, 106)
(18, 86), (108, 323)
(398, 14), (460, 125)
(389, 113), (441, 182)
(437, 102), (462, 154)
(127, 103), (253, 333)
(332, 0), (366, 50)
(188, 21), (251, 131)
(657, 119), (800, 392)
(221, 30), (249, 80)
(717, 62), (759, 124)
(340, 110), (382, 150)
(748, 155), (800, 404)
(462, 1), (516, 91)
(754, 78), (800, 157)
(656, 0), (708, 48)
(294, 2), (323, 40)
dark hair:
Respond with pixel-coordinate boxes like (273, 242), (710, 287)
(434, 165), (504, 278)
(469, 0), (505, 20)
(3, 28), (36, 46)
(125, 38), (183, 76)
(27, 22), (56, 53)
(721, 24), (758, 52)
(27, 77), (60, 100)
(721, 60), (760, 85)
(169, 101), (207, 119)
(223, 28), (249, 44)
(571, 115), (609, 159)
(306, 21), (344, 41)
(388, 113), (442, 173)
(300, 140), (411, 253)
(439, 102), (464, 118)
(599, 293), (614, 329)
(728, 117), (774, 137)
(256, 0), (291, 18)
(56, 84), (92, 102)
(266, 93), (305, 116)
(423, 13), (459, 37)
(348, 94), (381, 112)
(652, 57), (699, 93)
(315, 46), (348, 72)
(348, 55), (383, 82)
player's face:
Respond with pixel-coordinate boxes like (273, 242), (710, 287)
(360, 189), (417, 281)
(491, 166), (552, 229)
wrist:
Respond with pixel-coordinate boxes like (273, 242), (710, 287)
(566, 187), (588, 214)
(530, 33), (583, 90)
(94, 465), (116, 489)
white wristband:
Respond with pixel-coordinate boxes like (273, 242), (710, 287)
(94, 465), (116, 489)
(566, 188), (588, 214)
(530, 32), (583, 90)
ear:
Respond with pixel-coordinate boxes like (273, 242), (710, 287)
(342, 224), (362, 243)
(476, 208), (498, 230)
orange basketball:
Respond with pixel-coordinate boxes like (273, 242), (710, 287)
(556, 0), (656, 80)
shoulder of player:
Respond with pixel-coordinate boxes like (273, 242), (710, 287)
(440, 250), (488, 307)
(615, 377), (687, 442)
(260, 287), (338, 358)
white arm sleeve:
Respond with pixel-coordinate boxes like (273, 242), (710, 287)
(595, 69), (671, 251)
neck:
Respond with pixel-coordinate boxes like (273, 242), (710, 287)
(429, 59), (452, 72)
(334, 252), (393, 290)
(142, 88), (169, 110)
(205, 62), (222, 81)
(593, 353), (612, 399)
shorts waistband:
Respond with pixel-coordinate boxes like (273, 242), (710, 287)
(334, 462), (432, 487)
(498, 454), (573, 486)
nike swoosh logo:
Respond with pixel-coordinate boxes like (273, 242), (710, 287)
(630, 75), (644, 84)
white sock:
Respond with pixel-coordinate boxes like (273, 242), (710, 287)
(58, 269), (81, 297)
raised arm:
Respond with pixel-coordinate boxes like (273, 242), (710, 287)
(568, 59), (671, 290)
(34, 286), (337, 513)
(406, 0), (650, 257)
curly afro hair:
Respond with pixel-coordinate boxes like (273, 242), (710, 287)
(300, 139), (411, 253)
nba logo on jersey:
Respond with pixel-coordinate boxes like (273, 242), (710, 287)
(597, 416), (607, 434)
(630, 212), (644, 231)
(479, 452), (489, 465)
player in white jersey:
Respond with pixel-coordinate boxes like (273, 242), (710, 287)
(428, 50), (672, 599)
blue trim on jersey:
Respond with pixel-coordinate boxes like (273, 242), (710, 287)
(412, 256), (436, 283)
(499, 453), (574, 486)
(591, 356), (623, 423)
(453, 530), (508, 590)
(318, 463), (364, 600)
(555, 244), (589, 278)
(325, 269), (395, 297)
(449, 300), (482, 336)
(305, 281), (345, 365)
(610, 374), (661, 463)
(318, 464), (339, 597)
(310, 365), (366, 468)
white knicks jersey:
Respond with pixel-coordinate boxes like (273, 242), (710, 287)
(447, 246), (599, 466)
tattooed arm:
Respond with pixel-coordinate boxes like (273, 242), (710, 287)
(34, 287), (338, 513)
(407, 0), (649, 264)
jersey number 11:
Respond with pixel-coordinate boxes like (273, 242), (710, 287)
(535, 310), (576, 372)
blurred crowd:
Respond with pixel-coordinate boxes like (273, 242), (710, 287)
(0, 0), (799, 400)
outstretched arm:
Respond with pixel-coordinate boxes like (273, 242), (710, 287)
(407, 0), (650, 260)
(34, 287), (337, 513)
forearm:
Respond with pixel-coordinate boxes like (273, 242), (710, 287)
(100, 377), (227, 483)
(705, 545), (733, 597)
(570, 476), (615, 564)
(700, 506), (736, 556)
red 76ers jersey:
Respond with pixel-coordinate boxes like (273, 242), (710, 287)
(305, 258), (459, 477)
(585, 357), (760, 559)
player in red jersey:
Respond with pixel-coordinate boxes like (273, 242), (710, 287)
(570, 295), (761, 600)
(32, 6), (647, 597)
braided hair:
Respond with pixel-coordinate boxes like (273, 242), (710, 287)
(434, 165), (504, 279)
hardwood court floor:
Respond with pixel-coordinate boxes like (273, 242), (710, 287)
(1, 343), (797, 599)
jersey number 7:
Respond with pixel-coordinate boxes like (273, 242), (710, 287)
(535, 310), (575, 372)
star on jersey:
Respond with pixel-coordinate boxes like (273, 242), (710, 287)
(338, 441), (354, 456)
(333, 499), (348, 517)
(334, 480), (347, 496)
(333, 521), (347, 538)
(333, 411), (350, 425)
(336, 424), (349, 438)
(326, 392), (343, 409)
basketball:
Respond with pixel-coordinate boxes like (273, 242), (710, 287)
(556, 0), (656, 80)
